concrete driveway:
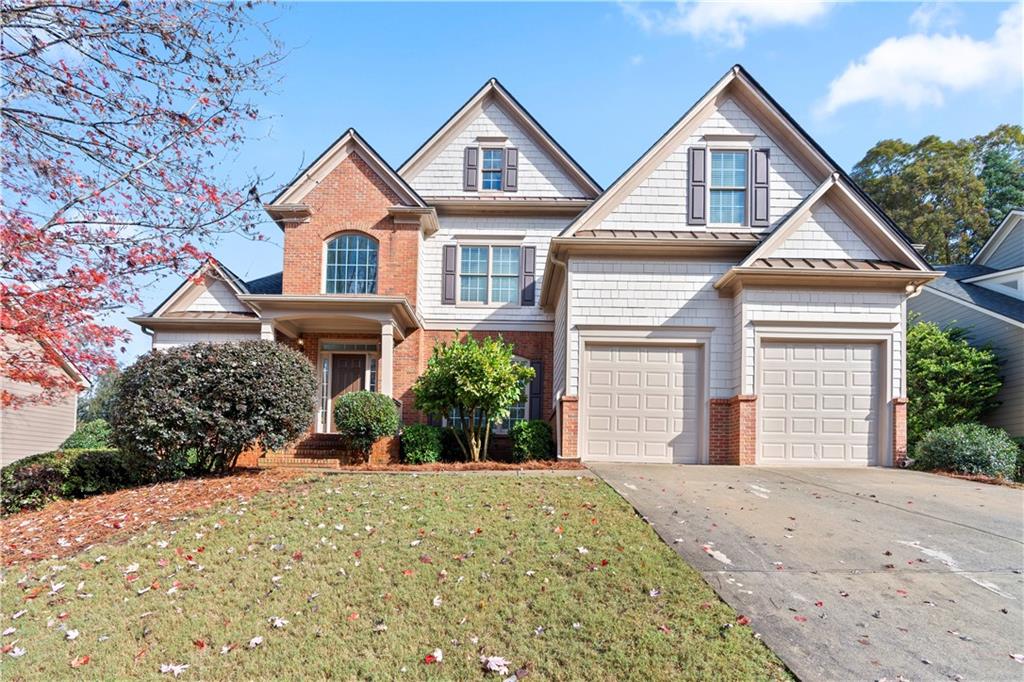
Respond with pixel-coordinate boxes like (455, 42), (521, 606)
(590, 465), (1024, 682)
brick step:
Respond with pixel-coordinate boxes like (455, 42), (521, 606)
(290, 449), (347, 457)
(259, 456), (342, 469)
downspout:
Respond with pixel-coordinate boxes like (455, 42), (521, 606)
(547, 248), (570, 460)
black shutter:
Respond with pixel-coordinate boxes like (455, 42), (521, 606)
(520, 245), (536, 306)
(750, 148), (770, 228)
(687, 147), (707, 226)
(463, 147), (478, 191)
(504, 147), (518, 192)
(528, 360), (543, 420)
(442, 244), (457, 305)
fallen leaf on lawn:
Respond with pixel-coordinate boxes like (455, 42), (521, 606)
(482, 655), (512, 675)
(736, 615), (750, 626)
(248, 636), (263, 649)
(424, 648), (443, 664)
(658, 625), (671, 634)
(268, 616), (288, 629)
(554, 526), (563, 534)
(402, 569), (414, 576)
(8, 646), (26, 658)
(432, 595), (442, 607)
(347, 612), (359, 622)
(649, 588), (661, 598)
(134, 647), (148, 662)
(1010, 653), (1024, 663)
(65, 629), (79, 640)
(576, 547), (589, 555)
(220, 643), (236, 655)
(159, 662), (189, 677)
(2, 628), (14, 636)
(70, 655), (90, 668)
(410, 540), (421, 547)
(291, 551), (303, 562)
(193, 639), (206, 651)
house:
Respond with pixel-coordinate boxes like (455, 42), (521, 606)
(131, 65), (942, 467)
(1, 331), (87, 466)
(909, 209), (1024, 438)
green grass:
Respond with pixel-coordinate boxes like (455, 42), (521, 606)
(0, 473), (789, 681)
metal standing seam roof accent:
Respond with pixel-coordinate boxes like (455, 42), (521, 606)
(423, 195), (591, 203)
(573, 229), (763, 241)
(751, 258), (917, 271)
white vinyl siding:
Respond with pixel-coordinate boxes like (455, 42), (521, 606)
(0, 380), (78, 466)
(408, 101), (589, 199)
(151, 329), (260, 350)
(183, 278), (250, 314)
(601, 96), (815, 232)
(981, 219), (1024, 270)
(772, 202), (878, 260)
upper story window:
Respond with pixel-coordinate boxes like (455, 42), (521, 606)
(481, 148), (504, 190)
(325, 233), (377, 294)
(459, 245), (520, 305)
(709, 150), (747, 225)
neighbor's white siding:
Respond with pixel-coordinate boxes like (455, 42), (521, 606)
(735, 288), (906, 397)
(418, 215), (566, 327)
(910, 289), (1024, 437)
(0, 380), (78, 466)
(182, 277), (250, 314)
(601, 96), (816, 232)
(981, 218), (1024, 271)
(408, 100), (588, 199)
(151, 329), (260, 350)
(772, 203), (878, 260)
(566, 258), (733, 396)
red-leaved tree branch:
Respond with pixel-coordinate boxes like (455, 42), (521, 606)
(1, 0), (284, 406)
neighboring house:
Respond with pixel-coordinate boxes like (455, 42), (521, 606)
(0, 332), (87, 466)
(909, 209), (1024, 437)
(132, 65), (941, 467)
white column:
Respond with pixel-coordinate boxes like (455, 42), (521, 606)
(379, 322), (394, 397)
(260, 320), (275, 341)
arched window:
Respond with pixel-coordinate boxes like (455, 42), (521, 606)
(325, 234), (378, 294)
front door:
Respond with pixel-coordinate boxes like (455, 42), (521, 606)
(329, 355), (365, 431)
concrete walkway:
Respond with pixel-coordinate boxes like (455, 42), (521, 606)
(590, 464), (1024, 682)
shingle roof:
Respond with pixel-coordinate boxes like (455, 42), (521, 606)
(244, 272), (283, 295)
(925, 265), (1024, 323)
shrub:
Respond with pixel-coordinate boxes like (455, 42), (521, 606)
(333, 391), (399, 453)
(61, 419), (112, 449)
(1014, 437), (1024, 483)
(913, 423), (1019, 479)
(510, 420), (555, 463)
(401, 424), (443, 464)
(0, 450), (70, 514)
(906, 320), (1002, 447)
(111, 341), (318, 473)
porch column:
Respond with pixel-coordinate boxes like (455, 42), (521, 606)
(379, 322), (394, 397)
(260, 320), (275, 341)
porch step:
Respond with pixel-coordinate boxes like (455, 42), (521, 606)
(259, 456), (342, 469)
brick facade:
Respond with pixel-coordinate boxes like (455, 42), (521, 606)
(708, 395), (757, 465)
(282, 152), (419, 303)
(892, 397), (908, 467)
(559, 396), (579, 459)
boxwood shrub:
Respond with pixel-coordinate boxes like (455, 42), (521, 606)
(510, 419), (555, 463)
(333, 391), (400, 453)
(401, 424), (443, 464)
(913, 423), (1019, 479)
(111, 341), (318, 473)
(61, 419), (112, 449)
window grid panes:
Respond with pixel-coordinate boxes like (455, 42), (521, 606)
(490, 246), (519, 303)
(459, 246), (489, 303)
(710, 151), (747, 225)
(458, 245), (520, 305)
(325, 234), (378, 294)
(481, 148), (504, 190)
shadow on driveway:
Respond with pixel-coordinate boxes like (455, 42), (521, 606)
(590, 464), (1024, 682)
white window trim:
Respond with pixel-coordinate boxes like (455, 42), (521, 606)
(455, 242), (522, 308)
(479, 146), (506, 193)
(321, 232), (379, 295)
(707, 146), (751, 229)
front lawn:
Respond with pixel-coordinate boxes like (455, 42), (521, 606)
(0, 473), (789, 680)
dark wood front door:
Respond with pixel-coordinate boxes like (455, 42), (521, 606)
(330, 355), (365, 431)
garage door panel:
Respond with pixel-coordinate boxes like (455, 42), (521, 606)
(583, 344), (701, 464)
(759, 341), (879, 466)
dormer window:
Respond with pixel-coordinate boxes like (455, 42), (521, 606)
(481, 148), (505, 190)
(709, 150), (747, 225)
(325, 233), (378, 294)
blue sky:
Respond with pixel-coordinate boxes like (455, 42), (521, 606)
(117, 1), (1023, 362)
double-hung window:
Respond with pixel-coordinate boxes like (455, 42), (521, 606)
(709, 150), (747, 225)
(459, 245), (519, 305)
(481, 149), (504, 190)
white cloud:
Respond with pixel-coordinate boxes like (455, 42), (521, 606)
(621, 1), (831, 48)
(818, 4), (1022, 116)
(629, 54), (645, 66)
(908, 2), (960, 32)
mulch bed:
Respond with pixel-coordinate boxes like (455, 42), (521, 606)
(333, 460), (587, 473)
(0, 469), (300, 567)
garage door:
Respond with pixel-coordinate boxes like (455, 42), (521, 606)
(759, 341), (879, 465)
(583, 345), (701, 463)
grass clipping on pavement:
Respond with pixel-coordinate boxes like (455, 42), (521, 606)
(1, 473), (789, 680)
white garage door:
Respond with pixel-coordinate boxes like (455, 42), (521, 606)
(583, 345), (701, 463)
(759, 341), (879, 465)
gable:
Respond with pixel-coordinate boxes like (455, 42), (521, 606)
(178, 276), (251, 314)
(600, 95), (817, 232)
(975, 211), (1024, 270)
(151, 261), (255, 318)
(773, 201), (878, 260)
(399, 80), (600, 200)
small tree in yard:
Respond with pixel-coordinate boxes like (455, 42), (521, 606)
(111, 341), (317, 473)
(412, 335), (534, 462)
(906, 320), (1002, 447)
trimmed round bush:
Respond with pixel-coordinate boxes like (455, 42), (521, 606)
(913, 423), (1019, 479)
(510, 419), (554, 463)
(61, 419), (112, 449)
(401, 424), (442, 464)
(111, 341), (318, 473)
(333, 391), (399, 453)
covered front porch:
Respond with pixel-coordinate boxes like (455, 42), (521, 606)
(238, 294), (420, 434)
